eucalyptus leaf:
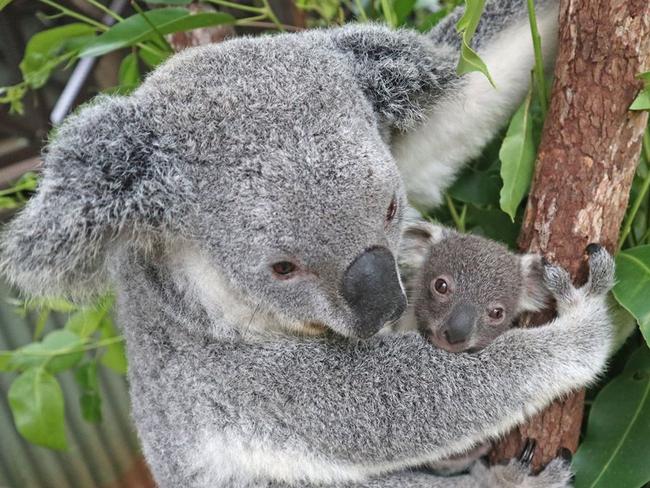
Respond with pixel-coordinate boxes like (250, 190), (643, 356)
(0, 0), (12, 11)
(100, 318), (127, 374)
(630, 72), (650, 111)
(42, 330), (84, 374)
(448, 167), (501, 206)
(455, 0), (494, 85)
(0, 351), (12, 371)
(394, 0), (417, 25)
(8, 368), (67, 450)
(20, 23), (96, 89)
(118, 52), (141, 93)
(499, 91), (536, 221)
(80, 392), (103, 423)
(573, 346), (650, 488)
(80, 9), (235, 58)
(65, 307), (107, 339)
(145, 0), (192, 3)
(612, 245), (650, 346)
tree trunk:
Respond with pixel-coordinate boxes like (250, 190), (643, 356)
(490, 0), (650, 469)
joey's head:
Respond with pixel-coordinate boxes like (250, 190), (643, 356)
(2, 25), (453, 339)
(399, 221), (549, 352)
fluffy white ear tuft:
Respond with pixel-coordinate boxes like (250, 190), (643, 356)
(518, 254), (551, 312)
(399, 211), (450, 276)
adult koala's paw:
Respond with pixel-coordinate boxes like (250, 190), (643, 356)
(541, 245), (615, 364)
(470, 440), (573, 488)
(472, 459), (573, 487)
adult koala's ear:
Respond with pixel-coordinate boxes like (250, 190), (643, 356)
(1, 96), (191, 301)
(518, 254), (551, 312)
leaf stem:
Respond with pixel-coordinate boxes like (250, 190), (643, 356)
(260, 0), (284, 31)
(354, 0), (368, 21)
(131, 1), (173, 53)
(84, 0), (124, 22)
(39, 0), (107, 31)
(619, 128), (650, 251)
(526, 0), (548, 117)
(0, 337), (125, 358)
(205, 0), (265, 14)
(446, 194), (465, 232)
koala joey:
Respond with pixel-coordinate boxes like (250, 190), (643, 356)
(1, 0), (613, 486)
(395, 218), (552, 475)
(397, 219), (549, 353)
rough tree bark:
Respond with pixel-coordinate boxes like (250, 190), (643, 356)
(490, 0), (650, 469)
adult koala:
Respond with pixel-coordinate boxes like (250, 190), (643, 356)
(2, 0), (614, 486)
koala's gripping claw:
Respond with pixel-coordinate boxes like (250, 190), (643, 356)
(518, 438), (537, 466)
(542, 245), (615, 309)
(584, 244), (616, 296)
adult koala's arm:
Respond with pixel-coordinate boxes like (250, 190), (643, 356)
(151, 249), (611, 486)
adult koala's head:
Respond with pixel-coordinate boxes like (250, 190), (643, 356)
(1, 25), (456, 339)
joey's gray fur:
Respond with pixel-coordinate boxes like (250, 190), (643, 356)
(397, 220), (549, 352)
(2, 0), (614, 486)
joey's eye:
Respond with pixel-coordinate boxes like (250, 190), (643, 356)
(433, 278), (448, 295)
(271, 261), (297, 278)
(488, 307), (504, 320)
(385, 196), (397, 224)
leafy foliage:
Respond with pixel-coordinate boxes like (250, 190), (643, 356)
(573, 347), (650, 488)
(0, 4), (649, 487)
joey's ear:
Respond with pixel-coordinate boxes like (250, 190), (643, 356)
(1, 95), (191, 301)
(398, 215), (450, 277)
(518, 254), (551, 312)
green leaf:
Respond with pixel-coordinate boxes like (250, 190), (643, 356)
(0, 351), (12, 371)
(455, 0), (494, 85)
(394, 0), (416, 25)
(0, 0), (12, 11)
(9, 330), (84, 373)
(80, 392), (103, 423)
(499, 91), (536, 221)
(448, 167), (501, 206)
(65, 307), (106, 339)
(100, 318), (127, 374)
(75, 361), (99, 391)
(630, 72), (650, 111)
(612, 245), (650, 346)
(139, 46), (169, 68)
(145, 0), (192, 3)
(573, 346), (650, 488)
(118, 52), (141, 93)
(80, 9), (235, 58)
(20, 23), (96, 90)
(42, 330), (84, 374)
(8, 368), (67, 450)
(466, 206), (520, 248)
(76, 361), (102, 423)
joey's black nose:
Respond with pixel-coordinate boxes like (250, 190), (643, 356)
(443, 304), (477, 344)
(341, 246), (407, 338)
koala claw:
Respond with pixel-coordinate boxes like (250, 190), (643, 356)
(584, 245), (615, 296)
(556, 447), (572, 463)
(518, 438), (537, 466)
(474, 457), (574, 488)
(542, 246), (615, 307)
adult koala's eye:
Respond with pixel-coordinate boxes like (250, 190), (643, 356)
(433, 278), (448, 295)
(488, 307), (505, 321)
(385, 196), (398, 224)
(271, 261), (297, 278)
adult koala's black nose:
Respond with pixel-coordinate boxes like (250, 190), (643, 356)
(341, 246), (407, 338)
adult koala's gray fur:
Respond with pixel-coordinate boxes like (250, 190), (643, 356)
(2, 0), (614, 486)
